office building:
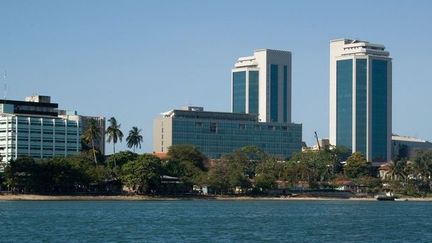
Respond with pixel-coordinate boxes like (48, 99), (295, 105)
(58, 111), (105, 155)
(392, 135), (432, 159)
(329, 39), (392, 164)
(232, 49), (292, 123)
(153, 106), (302, 159)
(0, 95), (105, 166)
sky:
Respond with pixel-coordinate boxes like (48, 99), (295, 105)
(1, 0), (431, 154)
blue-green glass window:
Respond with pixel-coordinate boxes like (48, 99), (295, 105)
(336, 59), (353, 150)
(356, 59), (367, 156)
(248, 71), (259, 114)
(283, 65), (288, 122)
(371, 59), (388, 161)
(233, 71), (246, 113)
(270, 64), (278, 122)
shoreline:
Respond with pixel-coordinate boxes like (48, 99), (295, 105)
(1, 194), (432, 201)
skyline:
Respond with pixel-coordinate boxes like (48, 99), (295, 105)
(1, 1), (431, 154)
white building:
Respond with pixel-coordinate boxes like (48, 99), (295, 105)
(329, 39), (392, 164)
(0, 95), (105, 167)
(0, 114), (81, 164)
(232, 49), (292, 123)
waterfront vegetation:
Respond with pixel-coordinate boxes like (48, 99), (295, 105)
(2, 143), (431, 196)
(1, 118), (431, 197)
(383, 150), (432, 196)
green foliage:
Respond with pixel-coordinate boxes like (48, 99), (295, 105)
(344, 152), (371, 179)
(163, 145), (208, 187)
(120, 154), (163, 194)
(163, 160), (204, 186)
(3, 156), (39, 192)
(81, 118), (102, 164)
(106, 151), (138, 169)
(254, 173), (277, 191)
(355, 176), (382, 193)
(5, 146), (431, 197)
(205, 147), (278, 193)
(167, 145), (208, 171)
(126, 127), (143, 152)
(106, 117), (124, 154)
(206, 161), (230, 194)
(3, 155), (113, 194)
(288, 150), (336, 189)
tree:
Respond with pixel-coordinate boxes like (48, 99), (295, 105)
(287, 150), (335, 189)
(106, 117), (124, 155)
(106, 151), (138, 169)
(3, 156), (38, 193)
(121, 154), (163, 194)
(82, 119), (101, 164)
(385, 159), (407, 182)
(412, 150), (432, 192)
(254, 158), (278, 192)
(163, 145), (208, 188)
(126, 127), (143, 152)
(167, 145), (208, 171)
(344, 152), (371, 179)
(207, 161), (230, 195)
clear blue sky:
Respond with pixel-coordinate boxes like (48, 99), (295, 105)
(1, 0), (431, 154)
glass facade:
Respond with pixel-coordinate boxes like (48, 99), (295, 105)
(355, 59), (367, 155)
(233, 71), (246, 113)
(336, 59), (353, 150)
(158, 111), (302, 159)
(371, 59), (388, 161)
(248, 71), (259, 114)
(270, 64), (278, 122)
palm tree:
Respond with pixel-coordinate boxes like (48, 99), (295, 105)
(82, 119), (101, 164)
(386, 160), (407, 182)
(126, 127), (143, 152)
(106, 117), (124, 154)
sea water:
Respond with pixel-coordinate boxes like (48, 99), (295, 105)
(1, 200), (431, 242)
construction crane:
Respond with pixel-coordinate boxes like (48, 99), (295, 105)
(314, 131), (321, 151)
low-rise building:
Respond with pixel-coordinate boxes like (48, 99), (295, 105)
(392, 134), (432, 159)
(153, 106), (302, 159)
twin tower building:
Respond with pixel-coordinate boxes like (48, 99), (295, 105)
(154, 39), (392, 164)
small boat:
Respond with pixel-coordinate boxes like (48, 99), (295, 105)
(375, 195), (396, 201)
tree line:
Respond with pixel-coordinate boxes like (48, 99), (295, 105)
(0, 143), (385, 195)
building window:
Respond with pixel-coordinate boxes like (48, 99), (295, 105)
(249, 71), (259, 114)
(336, 59), (353, 150)
(356, 59), (367, 155)
(270, 64), (278, 122)
(239, 124), (245, 130)
(233, 71), (246, 113)
(210, 123), (217, 133)
(371, 59), (389, 161)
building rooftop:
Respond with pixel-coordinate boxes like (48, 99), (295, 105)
(331, 38), (390, 57)
(161, 107), (258, 122)
(392, 134), (431, 143)
(0, 96), (59, 117)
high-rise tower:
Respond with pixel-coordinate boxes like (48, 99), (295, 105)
(329, 39), (392, 164)
(231, 49), (292, 123)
